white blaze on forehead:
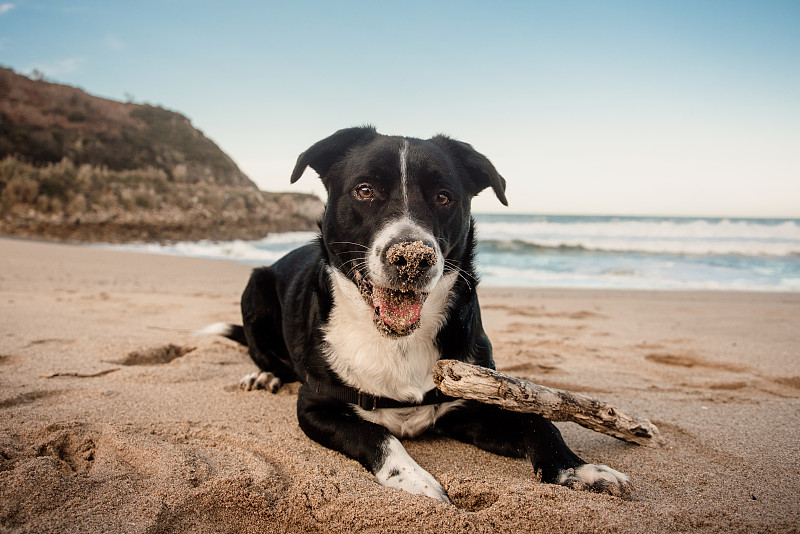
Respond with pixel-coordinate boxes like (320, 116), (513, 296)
(399, 139), (409, 211)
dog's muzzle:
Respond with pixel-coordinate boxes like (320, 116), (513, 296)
(358, 240), (438, 337)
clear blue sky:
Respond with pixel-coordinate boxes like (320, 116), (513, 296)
(1, 0), (798, 217)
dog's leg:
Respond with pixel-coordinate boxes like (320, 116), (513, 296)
(297, 388), (450, 502)
(436, 401), (629, 495)
(239, 267), (298, 388)
(374, 434), (450, 501)
(239, 371), (282, 392)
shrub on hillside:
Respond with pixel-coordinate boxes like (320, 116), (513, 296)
(0, 156), (322, 242)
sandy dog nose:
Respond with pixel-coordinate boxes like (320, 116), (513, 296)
(385, 241), (437, 280)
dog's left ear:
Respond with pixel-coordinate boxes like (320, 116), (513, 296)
(290, 126), (378, 186)
(432, 136), (508, 206)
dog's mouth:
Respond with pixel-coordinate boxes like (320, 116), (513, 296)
(356, 275), (427, 337)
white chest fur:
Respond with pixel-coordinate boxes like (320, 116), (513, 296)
(356, 401), (465, 439)
(322, 269), (457, 403)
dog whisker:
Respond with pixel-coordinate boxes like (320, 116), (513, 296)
(336, 250), (368, 256)
(344, 260), (368, 279)
(330, 241), (369, 249)
(340, 257), (367, 270)
(444, 261), (475, 290)
(444, 260), (466, 272)
(342, 256), (367, 267)
(343, 258), (366, 269)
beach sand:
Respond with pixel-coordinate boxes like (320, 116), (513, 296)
(1, 236), (798, 533)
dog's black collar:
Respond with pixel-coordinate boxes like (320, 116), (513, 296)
(303, 376), (457, 411)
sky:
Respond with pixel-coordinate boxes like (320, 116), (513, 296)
(1, 0), (798, 218)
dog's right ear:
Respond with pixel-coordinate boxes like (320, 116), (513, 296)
(290, 126), (378, 185)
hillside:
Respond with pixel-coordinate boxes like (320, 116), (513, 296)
(0, 67), (256, 187)
(0, 67), (322, 242)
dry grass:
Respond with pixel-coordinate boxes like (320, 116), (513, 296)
(0, 156), (322, 243)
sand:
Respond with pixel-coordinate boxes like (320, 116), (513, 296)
(0, 236), (798, 533)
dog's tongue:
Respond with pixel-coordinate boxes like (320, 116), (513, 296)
(372, 286), (425, 332)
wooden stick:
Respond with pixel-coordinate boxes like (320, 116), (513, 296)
(433, 359), (663, 447)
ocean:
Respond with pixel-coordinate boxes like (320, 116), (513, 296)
(103, 214), (800, 292)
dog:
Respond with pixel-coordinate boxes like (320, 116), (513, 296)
(206, 126), (629, 502)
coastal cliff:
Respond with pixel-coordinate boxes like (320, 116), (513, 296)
(0, 67), (322, 243)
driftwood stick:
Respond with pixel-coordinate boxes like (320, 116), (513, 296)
(433, 359), (663, 447)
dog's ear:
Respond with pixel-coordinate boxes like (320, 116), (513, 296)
(432, 136), (508, 206)
(290, 126), (378, 185)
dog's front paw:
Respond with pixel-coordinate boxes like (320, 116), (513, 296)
(557, 464), (630, 496)
(239, 371), (282, 392)
(375, 436), (450, 503)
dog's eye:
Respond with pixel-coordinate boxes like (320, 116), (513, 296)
(355, 184), (375, 200)
(435, 191), (452, 206)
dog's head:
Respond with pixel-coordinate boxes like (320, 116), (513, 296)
(291, 126), (507, 337)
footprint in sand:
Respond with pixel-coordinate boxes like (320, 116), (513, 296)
(773, 376), (800, 390)
(446, 483), (499, 512)
(34, 423), (97, 474)
(0, 354), (27, 365)
(485, 304), (606, 320)
(24, 338), (78, 348)
(0, 390), (66, 410)
(110, 344), (196, 366)
(498, 362), (561, 375)
(644, 353), (748, 373)
(1, 422), (287, 531)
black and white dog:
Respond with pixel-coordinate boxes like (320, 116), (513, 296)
(208, 126), (629, 502)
